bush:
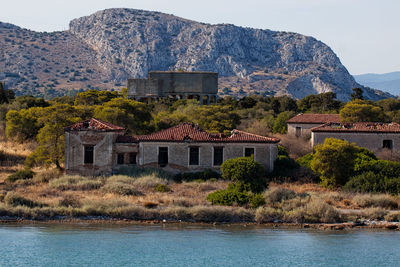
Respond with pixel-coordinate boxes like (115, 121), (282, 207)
(296, 153), (313, 169)
(102, 182), (142, 196)
(311, 138), (376, 188)
(58, 195), (81, 208)
(255, 207), (282, 223)
(6, 169), (35, 182)
(206, 183), (251, 206)
(385, 212), (400, 222)
(220, 157), (266, 192)
(264, 188), (296, 203)
(4, 193), (43, 208)
(362, 207), (388, 220)
(155, 184), (171, 192)
(271, 155), (299, 179)
(250, 194), (265, 208)
(33, 169), (61, 183)
(174, 169), (221, 182)
(131, 175), (168, 189)
(49, 175), (103, 191)
(304, 199), (340, 223)
(352, 194), (398, 209)
(344, 172), (400, 195)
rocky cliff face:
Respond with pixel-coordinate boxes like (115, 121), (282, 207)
(0, 8), (392, 100)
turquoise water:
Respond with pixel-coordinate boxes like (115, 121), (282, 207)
(0, 224), (399, 266)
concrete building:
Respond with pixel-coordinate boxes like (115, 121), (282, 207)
(65, 118), (280, 176)
(127, 71), (218, 105)
(287, 114), (341, 137)
(311, 122), (400, 151)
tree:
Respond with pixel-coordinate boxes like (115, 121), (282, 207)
(272, 111), (294, 134)
(311, 138), (375, 188)
(5, 107), (43, 142)
(340, 100), (386, 122)
(74, 89), (120, 106)
(25, 104), (83, 169)
(94, 98), (152, 134)
(350, 88), (364, 101)
(220, 157), (266, 192)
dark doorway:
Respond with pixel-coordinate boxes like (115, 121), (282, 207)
(84, 145), (94, 164)
(158, 147), (168, 167)
(213, 147), (223, 166)
(189, 147), (199, 165)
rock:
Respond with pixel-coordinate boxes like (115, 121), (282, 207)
(0, 8), (393, 100)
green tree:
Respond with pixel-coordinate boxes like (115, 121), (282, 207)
(74, 89), (120, 106)
(5, 107), (43, 142)
(272, 111), (294, 134)
(26, 104), (83, 169)
(340, 100), (386, 123)
(311, 138), (375, 188)
(297, 92), (342, 113)
(94, 98), (152, 134)
(350, 87), (364, 101)
(220, 157), (267, 192)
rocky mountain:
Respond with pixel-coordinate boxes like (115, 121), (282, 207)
(0, 8), (392, 100)
(354, 72), (400, 96)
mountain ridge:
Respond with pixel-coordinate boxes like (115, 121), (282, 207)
(0, 8), (393, 100)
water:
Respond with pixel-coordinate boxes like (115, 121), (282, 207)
(0, 223), (399, 267)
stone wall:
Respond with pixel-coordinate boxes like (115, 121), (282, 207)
(311, 131), (400, 151)
(138, 142), (277, 173)
(65, 131), (123, 176)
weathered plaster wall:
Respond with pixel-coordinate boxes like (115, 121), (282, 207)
(65, 131), (123, 176)
(311, 132), (400, 151)
(139, 142), (277, 173)
(287, 123), (322, 137)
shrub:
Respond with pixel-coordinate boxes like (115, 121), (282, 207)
(220, 157), (266, 192)
(385, 212), (400, 222)
(33, 168), (61, 183)
(271, 155), (299, 179)
(49, 175), (103, 191)
(250, 194), (265, 208)
(102, 182), (142, 196)
(352, 194), (398, 209)
(174, 169), (221, 182)
(296, 153), (313, 169)
(304, 198), (340, 223)
(344, 172), (400, 195)
(206, 183), (251, 206)
(6, 169), (35, 182)
(142, 201), (159, 209)
(4, 193), (43, 208)
(311, 138), (376, 188)
(155, 184), (171, 192)
(264, 188), (296, 203)
(255, 207), (282, 223)
(132, 175), (168, 190)
(362, 207), (388, 220)
(58, 195), (81, 208)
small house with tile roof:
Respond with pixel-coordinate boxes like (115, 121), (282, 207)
(311, 122), (400, 151)
(287, 113), (341, 137)
(65, 118), (279, 176)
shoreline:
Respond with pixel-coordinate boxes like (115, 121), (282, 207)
(1, 217), (399, 231)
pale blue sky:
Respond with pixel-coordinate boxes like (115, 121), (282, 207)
(1, 0), (399, 75)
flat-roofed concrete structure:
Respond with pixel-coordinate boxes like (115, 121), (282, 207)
(127, 71), (218, 104)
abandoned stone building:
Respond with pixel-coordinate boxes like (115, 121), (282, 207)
(311, 122), (400, 151)
(287, 113), (341, 137)
(65, 118), (279, 176)
(127, 71), (218, 105)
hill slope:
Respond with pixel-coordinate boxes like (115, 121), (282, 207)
(354, 72), (400, 96)
(0, 8), (392, 100)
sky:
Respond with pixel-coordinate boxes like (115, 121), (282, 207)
(1, 0), (399, 75)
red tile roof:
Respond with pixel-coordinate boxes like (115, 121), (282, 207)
(311, 122), (400, 133)
(287, 114), (341, 124)
(138, 123), (279, 143)
(65, 118), (125, 132)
